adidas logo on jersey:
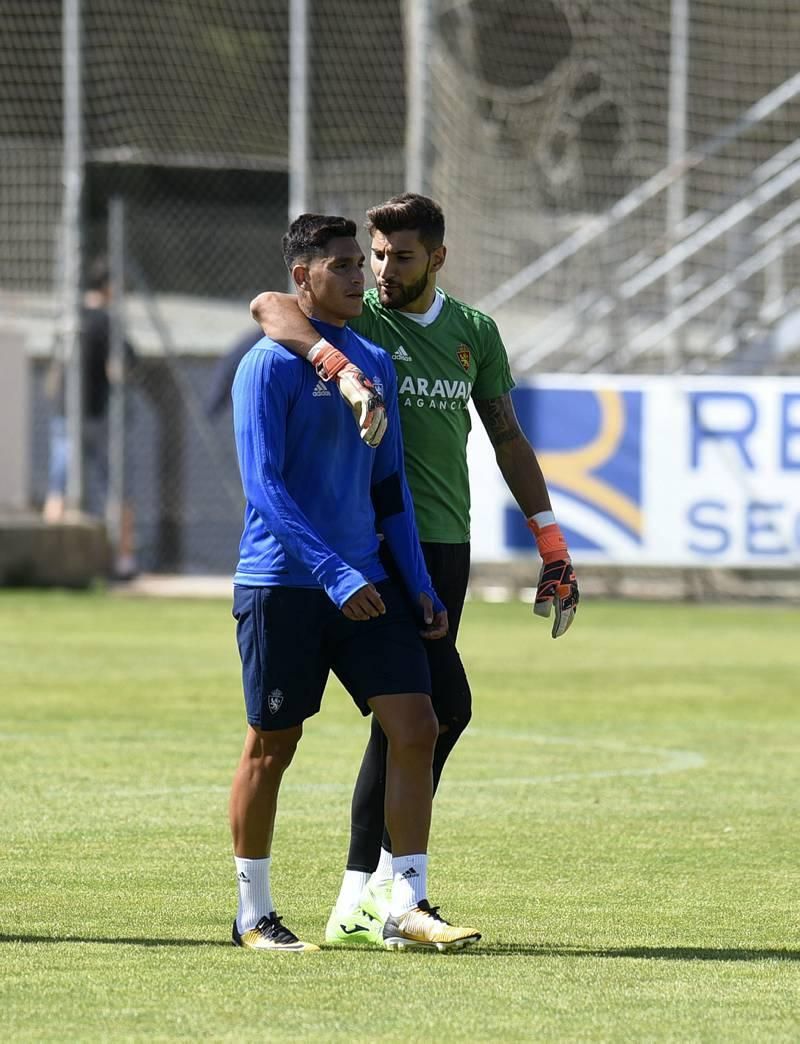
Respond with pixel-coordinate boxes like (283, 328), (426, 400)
(392, 345), (412, 361)
(312, 380), (332, 397)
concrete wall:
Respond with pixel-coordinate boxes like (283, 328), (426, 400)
(0, 325), (29, 509)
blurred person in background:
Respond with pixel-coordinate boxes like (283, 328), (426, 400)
(205, 330), (259, 421)
(249, 193), (579, 946)
(43, 255), (139, 580)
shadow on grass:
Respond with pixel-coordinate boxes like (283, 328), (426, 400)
(2, 936), (797, 961)
(459, 944), (800, 961)
(0, 934), (230, 948)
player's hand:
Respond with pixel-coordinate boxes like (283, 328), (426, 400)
(534, 558), (579, 638)
(528, 516), (579, 638)
(314, 344), (388, 447)
(337, 365), (388, 447)
(342, 583), (386, 621)
(418, 593), (448, 640)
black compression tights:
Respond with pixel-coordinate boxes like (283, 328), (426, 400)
(347, 540), (473, 873)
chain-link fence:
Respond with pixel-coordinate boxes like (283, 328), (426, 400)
(3, 0), (800, 573)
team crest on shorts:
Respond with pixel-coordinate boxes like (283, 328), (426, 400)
(268, 689), (284, 715)
(456, 345), (471, 372)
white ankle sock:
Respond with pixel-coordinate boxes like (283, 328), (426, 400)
(235, 856), (272, 932)
(369, 846), (393, 887)
(390, 853), (428, 915)
(335, 869), (371, 915)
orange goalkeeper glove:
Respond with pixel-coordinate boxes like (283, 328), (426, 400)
(528, 513), (579, 638)
(313, 342), (388, 448)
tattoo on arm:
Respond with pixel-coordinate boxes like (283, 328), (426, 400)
(475, 394), (522, 448)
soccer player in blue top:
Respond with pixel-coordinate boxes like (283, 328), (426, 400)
(228, 213), (481, 952)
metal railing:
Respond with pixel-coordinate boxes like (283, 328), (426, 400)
(478, 71), (800, 375)
(526, 147), (800, 372)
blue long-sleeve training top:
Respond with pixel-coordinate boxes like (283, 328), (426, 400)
(232, 317), (441, 613)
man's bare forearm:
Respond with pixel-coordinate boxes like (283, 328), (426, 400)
(494, 436), (552, 517)
(250, 291), (319, 357)
(474, 394), (552, 516)
(249, 290), (388, 448)
(474, 394), (577, 636)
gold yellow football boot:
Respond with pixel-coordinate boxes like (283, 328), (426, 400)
(232, 913), (319, 952)
(381, 900), (480, 952)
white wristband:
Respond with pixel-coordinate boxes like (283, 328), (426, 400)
(528, 510), (556, 528)
(307, 337), (328, 364)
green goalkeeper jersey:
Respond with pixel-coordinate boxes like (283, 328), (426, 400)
(350, 288), (515, 543)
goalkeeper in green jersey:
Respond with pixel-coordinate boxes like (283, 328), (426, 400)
(249, 193), (579, 944)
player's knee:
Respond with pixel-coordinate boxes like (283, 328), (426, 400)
(249, 723), (302, 773)
(436, 698), (472, 738)
(389, 699), (438, 757)
(268, 741), (299, 773)
(454, 702), (472, 734)
(268, 734), (301, 771)
(414, 703), (439, 753)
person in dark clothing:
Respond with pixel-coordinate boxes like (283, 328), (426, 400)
(206, 331), (259, 420)
(43, 257), (138, 578)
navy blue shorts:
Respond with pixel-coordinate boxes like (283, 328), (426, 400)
(232, 580), (432, 731)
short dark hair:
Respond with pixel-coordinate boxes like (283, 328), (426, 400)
(282, 213), (358, 269)
(86, 255), (110, 291)
(365, 193), (445, 253)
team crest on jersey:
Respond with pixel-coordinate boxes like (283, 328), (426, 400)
(372, 376), (384, 398)
(268, 689), (284, 715)
(456, 345), (471, 372)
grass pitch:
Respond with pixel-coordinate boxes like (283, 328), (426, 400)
(1, 590), (798, 1041)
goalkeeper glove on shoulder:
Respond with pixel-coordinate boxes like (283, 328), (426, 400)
(528, 513), (579, 638)
(312, 341), (388, 447)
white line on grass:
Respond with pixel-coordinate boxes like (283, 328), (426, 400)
(32, 729), (705, 798)
(446, 728), (706, 787)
